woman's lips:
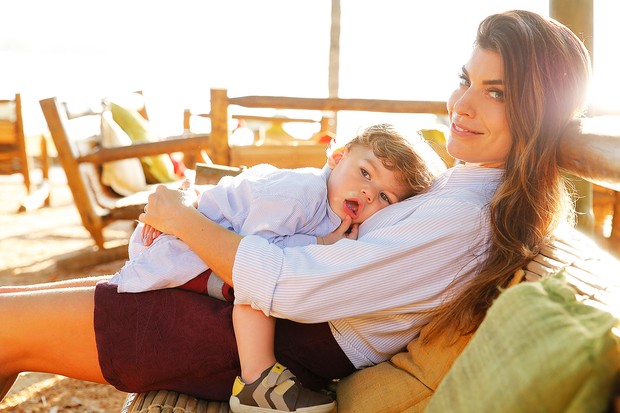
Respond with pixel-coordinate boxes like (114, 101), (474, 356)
(451, 122), (482, 136)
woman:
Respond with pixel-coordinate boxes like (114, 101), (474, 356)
(0, 10), (591, 412)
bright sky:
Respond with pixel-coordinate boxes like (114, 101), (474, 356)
(1, 0), (618, 139)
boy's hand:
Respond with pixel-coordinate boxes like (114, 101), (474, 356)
(318, 216), (359, 245)
(141, 223), (162, 246)
(180, 178), (200, 208)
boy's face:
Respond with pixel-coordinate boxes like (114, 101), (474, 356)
(327, 145), (410, 224)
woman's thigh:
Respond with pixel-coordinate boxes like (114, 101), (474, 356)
(95, 282), (238, 400)
(274, 319), (355, 391)
(94, 283), (354, 401)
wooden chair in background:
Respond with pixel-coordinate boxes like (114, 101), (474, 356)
(0, 93), (50, 211)
(40, 95), (211, 249)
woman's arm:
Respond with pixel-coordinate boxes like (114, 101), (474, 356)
(0, 275), (112, 293)
(233, 197), (489, 323)
(140, 185), (241, 286)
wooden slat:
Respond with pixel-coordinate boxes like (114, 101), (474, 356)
(228, 95), (448, 115)
(0, 120), (16, 144)
(77, 133), (210, 164)
(121, 390), (229, 413)
(230, 144), (328, 169)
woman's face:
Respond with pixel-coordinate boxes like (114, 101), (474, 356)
(446, 47), (512, 167)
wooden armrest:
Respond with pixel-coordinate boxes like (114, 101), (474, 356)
(559, 118), (620, 191)
(77, 134), (210, 164)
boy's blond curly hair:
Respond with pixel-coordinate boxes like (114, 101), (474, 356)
(331, 123), (446, 199)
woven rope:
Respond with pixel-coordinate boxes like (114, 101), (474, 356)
(122, 390), (230, 413)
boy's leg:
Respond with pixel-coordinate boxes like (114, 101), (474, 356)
(233, 304), (277, 383)
(178, 269), (235, 302)
(230, 304), (336, 413)
(0, 287), (106, 400)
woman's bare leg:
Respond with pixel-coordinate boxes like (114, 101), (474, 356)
(0, 286), (106, 400)
(0, 275), (111, 294)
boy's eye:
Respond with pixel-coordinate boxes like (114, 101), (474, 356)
(361, 168), (370, 179)
(380, 193), (392, 204)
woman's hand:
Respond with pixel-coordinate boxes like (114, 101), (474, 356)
(318, 216), (359, 245)
(139, 185), (198, 236)
(140, 183), (242, 287)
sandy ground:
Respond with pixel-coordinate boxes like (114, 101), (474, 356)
(0, 166), (133, 412)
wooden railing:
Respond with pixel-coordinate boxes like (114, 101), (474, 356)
(207, 88), (448, 167)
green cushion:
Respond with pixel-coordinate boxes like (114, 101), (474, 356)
(110, 102), (178, 184)
(426, 274), (619, 413)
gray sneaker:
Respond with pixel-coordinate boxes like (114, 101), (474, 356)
(229, 363), (336, 413)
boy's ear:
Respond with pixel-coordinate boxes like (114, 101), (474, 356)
(327, 147), (346, 169)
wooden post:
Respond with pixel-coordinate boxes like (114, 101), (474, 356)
(549, 0), (593, 54)
(550, 0), (595, 234)
(328, 0), (341, 133)
(209, 88), (230, 166)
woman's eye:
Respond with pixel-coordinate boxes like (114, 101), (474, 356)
(458, 72), (470, 87)
(488, 88), (505, 101)
(361, 168), (370, 179)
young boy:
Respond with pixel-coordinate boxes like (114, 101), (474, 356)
(109, 123), (445, 413)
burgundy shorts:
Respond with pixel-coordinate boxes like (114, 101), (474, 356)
(94, 282), (355, 401)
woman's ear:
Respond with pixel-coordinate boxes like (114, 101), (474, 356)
(327, 147), (346, 169)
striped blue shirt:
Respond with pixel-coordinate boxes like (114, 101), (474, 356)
(232, 164), (503, 368)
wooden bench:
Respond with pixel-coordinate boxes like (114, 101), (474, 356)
(40, 95), (211, 250)
(118, 111), (620, 412)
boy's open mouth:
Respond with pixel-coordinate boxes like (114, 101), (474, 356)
(344, 199), (360, 219)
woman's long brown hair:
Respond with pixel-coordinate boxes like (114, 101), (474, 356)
(425, 10), (592, 342)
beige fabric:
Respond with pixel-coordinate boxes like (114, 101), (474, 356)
(337, 319), (472, 413)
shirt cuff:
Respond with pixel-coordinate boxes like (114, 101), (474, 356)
(232, 234), (283, 315)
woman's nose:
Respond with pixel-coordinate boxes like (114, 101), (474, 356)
(449, 88), (475, 118)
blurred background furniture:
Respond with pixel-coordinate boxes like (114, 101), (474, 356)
(593, 183), (620, 256)
(40, 94), (210, 249)
(185, 89), (336, 169)
(0, 93), (50, 211)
